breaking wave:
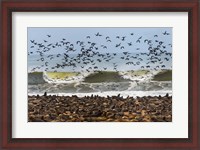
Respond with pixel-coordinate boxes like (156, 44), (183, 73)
(28, 72), (46, 85)
(28, 70), (172, 94)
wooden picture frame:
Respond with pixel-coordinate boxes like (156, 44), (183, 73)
(1, 0), (199, 149)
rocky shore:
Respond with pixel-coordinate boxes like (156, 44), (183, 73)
(28, 93), (172, 122)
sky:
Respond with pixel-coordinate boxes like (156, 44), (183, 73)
(28, 27), (172, 55)
(28, 27), (172, 72)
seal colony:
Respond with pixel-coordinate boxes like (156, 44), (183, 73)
(28, 93), (172, 122)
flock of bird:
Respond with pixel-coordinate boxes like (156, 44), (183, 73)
(28, 31), (172, 73)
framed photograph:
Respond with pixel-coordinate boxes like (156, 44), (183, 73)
(1, 0), (199, 149)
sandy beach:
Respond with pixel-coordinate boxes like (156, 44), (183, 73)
(28, 93), (172, 122)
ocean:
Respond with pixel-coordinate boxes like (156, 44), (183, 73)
(28, 52), (172, 97)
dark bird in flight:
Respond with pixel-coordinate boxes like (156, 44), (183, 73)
(168, 44), (172, 47)
(128, 42), (132, 46)
(163, 31), (170, 35)
(161, 65), (166, 68)
(136, 39), (140, 43)
(57, 54), (61, 57)
(123, 52), (128, 55)
(116, 43), (121, 47)
(165, 58), (169, 61)
(95, 32), (102, 36)
(30, 40), (35, 43)
(122, 36), (126, 41)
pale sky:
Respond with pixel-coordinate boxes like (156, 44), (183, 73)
(28, 27), (172, 55)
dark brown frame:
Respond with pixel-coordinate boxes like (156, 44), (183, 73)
(0, 0), (199, 149)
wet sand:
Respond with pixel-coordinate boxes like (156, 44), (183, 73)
(28, 94), (172, 122)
